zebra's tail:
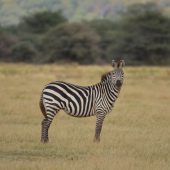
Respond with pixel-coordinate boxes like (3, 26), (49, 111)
(39, 93), (47, 118)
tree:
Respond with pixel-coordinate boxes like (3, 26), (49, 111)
(86, 19), (119, 62)
(20, 10), (67, 33)
(11, 41), (38, 62)
(42, 22), (101, 64)
(0, 30), (18, 61)
(107, 3), (170, 65)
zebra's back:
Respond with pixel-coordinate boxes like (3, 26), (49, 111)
(42, 81), (95, 117)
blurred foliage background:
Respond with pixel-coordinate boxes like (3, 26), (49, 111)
(0, 0), (170, 65)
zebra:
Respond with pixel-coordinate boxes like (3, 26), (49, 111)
(40, 59), (125, 143)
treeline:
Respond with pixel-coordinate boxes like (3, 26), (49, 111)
(0, 2), (170, 65)
(1, 0), (170, 26)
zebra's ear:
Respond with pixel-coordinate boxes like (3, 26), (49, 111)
(119, 60), (125, 68)
(112, 60), (118, 68)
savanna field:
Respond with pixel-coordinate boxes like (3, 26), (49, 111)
(0, 63), (170, 170)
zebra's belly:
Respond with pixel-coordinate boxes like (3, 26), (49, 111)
(63, 102), (95, 117)
(66, 111), (94, 117)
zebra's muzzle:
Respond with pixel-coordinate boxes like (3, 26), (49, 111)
(116, 80), (122, 88)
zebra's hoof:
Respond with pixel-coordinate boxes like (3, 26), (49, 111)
(93, 137), (100, 143)
(41, 138), (49, 143)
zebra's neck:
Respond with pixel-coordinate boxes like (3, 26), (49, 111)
(92, 77), (121, 108)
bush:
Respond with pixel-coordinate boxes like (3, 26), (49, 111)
(0, 31), (18, 61)
(1, 3), (170, 65)
(86, 19), (119, 62)
(20, 10), (67, 34)
(11, 41), (38, 62)
(42, 23), (102, 64)
(110, 3), (170, 65)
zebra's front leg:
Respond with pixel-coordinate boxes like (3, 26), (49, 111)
(94, 113), (106, 143)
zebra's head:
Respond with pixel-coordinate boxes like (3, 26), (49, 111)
(111, 60), (125, 89)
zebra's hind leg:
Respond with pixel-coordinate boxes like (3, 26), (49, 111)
(41, 107), (60, 143)
(41, 118), (51, 143)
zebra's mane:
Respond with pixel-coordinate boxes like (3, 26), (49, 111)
(101, 72), (111, 82)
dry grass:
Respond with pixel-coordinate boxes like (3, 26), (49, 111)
(0, 63), (170, 170)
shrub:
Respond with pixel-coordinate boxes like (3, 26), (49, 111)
(11, 41), (38, 62)
(42, 22), (102, 64)
(20, 10), (67, 34)
(0, 31), (18, 61)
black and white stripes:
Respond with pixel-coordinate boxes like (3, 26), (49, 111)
(40, 60), (125, 143)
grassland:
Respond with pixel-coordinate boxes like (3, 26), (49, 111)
(0, 63), (170, 170)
